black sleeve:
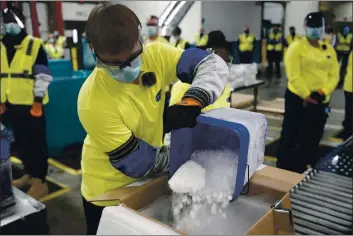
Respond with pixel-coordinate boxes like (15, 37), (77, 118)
(34, 45), (49, 66)
(184, 42), (190, 49)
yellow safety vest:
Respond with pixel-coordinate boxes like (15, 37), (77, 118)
(239, 33), (255, 52)
(1, 36), (49, 105)
(195, 34), (208, 46)
(286, 34), (301, 46)
(344, 51), (352, 93)
(46, 43), (64, 59)
(171, 39), (188, 50)
(336, 33), (352, 52)
(267, 32), (283, 51)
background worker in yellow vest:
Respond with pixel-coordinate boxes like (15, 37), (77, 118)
(238, 25), (255, 64)
(267, 25), (283, 81)
(0, 6), (53, 199)
(323, 27), (336, 47)
(44, 34), (65, 59)
(170, 26), (190, 50)
(284, 26), (301, 56)
(194, 28), (208, 46)
(79, 3), (228, 234)
(277, 12), (339, 173)
(343, 51), (352, 140)
(145, 15), (169, 44)
(336, 25), (353, 84)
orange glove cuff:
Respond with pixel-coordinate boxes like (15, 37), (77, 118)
(318, 89), (325, 95)
(30, 102), (43, 117)
(177, 98), (202, 107)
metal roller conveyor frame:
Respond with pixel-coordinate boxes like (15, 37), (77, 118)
(290, 191), (352, 215)
(294, 224), (323, 235)
(308, 178), (353, 194)
(303, 182), (352, 198)
(298, 183), (352, 204)
(293, 217), (343, 235)
(313, 170), (353, 183)
(292, 211), (352, 234)
(310, 173), (353, 189)
(291, 199), (352, 223)
(292, 186), (353, 209)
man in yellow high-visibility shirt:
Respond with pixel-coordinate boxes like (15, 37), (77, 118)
(267, 25), (283, 81)
(145, 15), (169, 44)
(79, 3), (228, 234)
(343, 51), (352, 140)
(238, 25), (255, 64)
(1, 6), (53, 199)
(170, 27), (190, 50)
(277, 12), (339, 173)
(194, 27), (208, 46)
(336, 25), (353, 83)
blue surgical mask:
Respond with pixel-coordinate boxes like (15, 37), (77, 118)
(305, 27), (323, 40)
(4, 23), (22, 36)
(147, 26), (158, 37)
(343, 26), (350, 35)
(108, 56), (142, 83)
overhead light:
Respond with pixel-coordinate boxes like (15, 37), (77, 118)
(159, 1), (178, 26)
(164, 1), (186, 26)
(72, 29), (78, 44)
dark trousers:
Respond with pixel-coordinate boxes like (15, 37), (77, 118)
(1, 104), (48, 180)
(239, 51), (253, 64)
(343, 91), (353, 140)
(82, 197), (105, 235)
(276, 89), (329, 173)
(267, 50), (282, 79)
(338, 52), (350, 84)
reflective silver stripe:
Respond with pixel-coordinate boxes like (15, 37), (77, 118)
(26, 38), (34, 56)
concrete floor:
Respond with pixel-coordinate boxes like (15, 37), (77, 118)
(19, 74), (347, 234)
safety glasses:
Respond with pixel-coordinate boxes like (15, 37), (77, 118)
(95, 35), (144, 70)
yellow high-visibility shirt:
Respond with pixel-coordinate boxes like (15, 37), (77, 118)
(285, 38), (339, 103)
(267, 32), (283, 51)
(78, 43), (183, 206)
(171, 38), (188, 50)
(195, 34), (208, 46)
(286, 34), (301, 46)
(344, 51), (352, 93)
(239, 33), (255, 52)
(146, 36), (169, 44)
(170, 81), (230, 112)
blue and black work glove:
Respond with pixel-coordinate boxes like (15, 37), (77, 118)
(303, 90), (325, 108)
(163, 98), (202, 134)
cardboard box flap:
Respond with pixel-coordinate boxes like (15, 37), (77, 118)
(89, 175), (170, 210)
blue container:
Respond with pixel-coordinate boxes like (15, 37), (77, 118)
(169, 108), (267, 200)
(48, 60), (73, 78)
(44, 73), (90, 157)
(0, 126), (15, 209)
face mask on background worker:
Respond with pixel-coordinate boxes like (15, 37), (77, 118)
(147, 26), (158, 37)
(4, 22), (21, 35)
(343, 26), (351, 36)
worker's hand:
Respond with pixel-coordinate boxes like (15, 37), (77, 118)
(310, 90), (326, 104)
(30, 102), (43, 117)
(0, 103), (6, 115)
(163, 98), (202, 134)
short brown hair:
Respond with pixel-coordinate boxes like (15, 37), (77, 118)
(86, 2), (141, 54)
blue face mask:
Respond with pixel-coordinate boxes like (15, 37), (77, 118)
(107, 56), (142, 83)
(305, 27), (323, 40)
(147, 26), (158, 37)
(4, 23), (22, 36)
(343, 26), (350, 35)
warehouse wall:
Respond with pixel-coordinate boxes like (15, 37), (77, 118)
(202, 1), (262, 41)
(22, 2), (49, 39)
(334, 2), (353, 22)
(263, 2), (283, 25)
(179, 1), (202, 43)
(285, 1), (319, 35)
